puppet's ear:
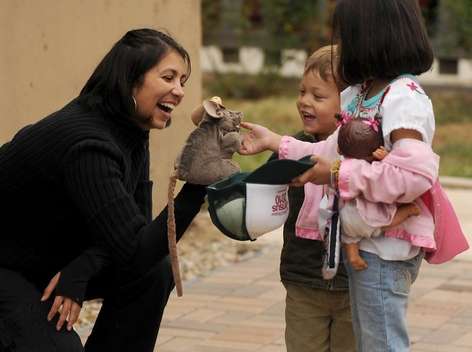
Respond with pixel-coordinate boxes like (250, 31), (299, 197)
(202, 100), (219, 118)
(191, 97), (224, 125)
(202, 97), (224, 119)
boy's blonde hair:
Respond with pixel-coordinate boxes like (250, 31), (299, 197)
(304, 45), (343, 90)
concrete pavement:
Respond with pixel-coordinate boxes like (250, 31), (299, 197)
(77, 183), (472, 351)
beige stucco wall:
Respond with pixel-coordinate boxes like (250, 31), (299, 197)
(0, 0), (201, 212)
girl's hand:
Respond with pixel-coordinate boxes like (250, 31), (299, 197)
(239, 122), (281, 155)
(290, 155), (332, 186)
(41, 272), (82, 331)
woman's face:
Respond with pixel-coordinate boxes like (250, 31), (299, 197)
(132, 50), (188, 130)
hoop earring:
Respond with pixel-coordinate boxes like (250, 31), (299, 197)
(132, 96), (137, 111)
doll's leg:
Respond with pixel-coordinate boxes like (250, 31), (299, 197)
(383, 203), (421, 231)
(343, 242), (368, 271)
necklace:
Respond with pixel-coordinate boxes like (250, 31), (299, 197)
(353, 80), (390, 120)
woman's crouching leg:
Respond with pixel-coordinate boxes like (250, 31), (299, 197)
(84, 255), (174, 352)
(0, 268), (83, 352)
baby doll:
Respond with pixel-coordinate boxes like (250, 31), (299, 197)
(336, 113), (420, 270)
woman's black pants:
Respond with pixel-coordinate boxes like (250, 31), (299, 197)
(0, 256), (175, 352)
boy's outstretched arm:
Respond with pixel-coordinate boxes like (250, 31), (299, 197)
(239, 121), (282, 155)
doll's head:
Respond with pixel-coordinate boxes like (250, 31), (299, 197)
(336, 113), (383, 162)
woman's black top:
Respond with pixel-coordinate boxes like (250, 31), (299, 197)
(0, 98), (206, 303)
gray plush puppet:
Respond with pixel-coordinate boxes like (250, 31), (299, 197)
(167, 97), (243, 296)
(176, 97), (242, 184)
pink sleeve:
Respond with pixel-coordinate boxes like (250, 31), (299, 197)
(279, 129), (339, 161)
(338, 139), (439, 204)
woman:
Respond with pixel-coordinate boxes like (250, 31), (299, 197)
(0, 28), (206, 352)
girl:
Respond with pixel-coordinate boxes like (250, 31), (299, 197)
(239, 1), (468, 351)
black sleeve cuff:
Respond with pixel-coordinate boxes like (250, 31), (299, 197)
(55, 247), (110, 304)
(180, 182), (207, 200)
(55, 262), (88, 305)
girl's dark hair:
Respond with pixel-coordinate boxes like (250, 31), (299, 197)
(79, 28), (191, 118)
(332, 0), (434, 86)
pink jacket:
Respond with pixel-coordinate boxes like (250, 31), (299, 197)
(279, 131), (338, 240)
(279, 133), (469, 264)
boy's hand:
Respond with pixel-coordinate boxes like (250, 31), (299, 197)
(239, 122), (281, 155)
(290, 155), (331, 186)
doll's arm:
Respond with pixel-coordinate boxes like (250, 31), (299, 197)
(372, 146), (388, 161)
(355, 198), (420, 230)
(382, 203), (421, 230)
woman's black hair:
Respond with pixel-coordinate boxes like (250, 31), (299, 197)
(332, 0), (434, 86)
(79, 28), (191, 119)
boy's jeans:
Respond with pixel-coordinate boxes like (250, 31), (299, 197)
(344, 250), (423, 352)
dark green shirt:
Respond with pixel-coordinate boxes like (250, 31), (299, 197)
(271, 131), (348, 290)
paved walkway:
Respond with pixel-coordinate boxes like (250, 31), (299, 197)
(155, 185), (472, 352)
(78, 182), (472, 351)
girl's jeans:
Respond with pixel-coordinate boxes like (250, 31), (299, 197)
(344, 250), (423, 352)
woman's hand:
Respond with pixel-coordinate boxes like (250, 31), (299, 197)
(239, 122), (282, 155)
(41, 272), (82, 331)
(290, 155), (332, 186)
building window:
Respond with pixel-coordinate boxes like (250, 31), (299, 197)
(438, 58), (458, 75)
(222, 47), (240, 63)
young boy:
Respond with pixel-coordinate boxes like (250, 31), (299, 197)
(271, 46), (355, 352)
